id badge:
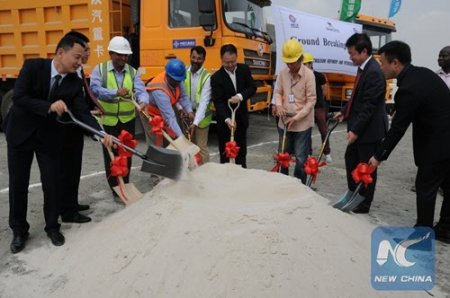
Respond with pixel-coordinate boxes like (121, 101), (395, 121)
(288, 93), (295, 103)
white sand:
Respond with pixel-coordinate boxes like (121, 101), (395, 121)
(0, 163), (439, 297)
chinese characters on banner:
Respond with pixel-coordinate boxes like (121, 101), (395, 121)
(91, 0), (105, 58)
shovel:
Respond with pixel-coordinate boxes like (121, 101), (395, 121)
(331, 190), (354, 209)
(227, 100), (240, 163)
(59, 110), (183, 180)
(125, 97), (200, 169)
(95, 117), (143, 205)
(339, 183), (365, 212)
(306, 117), (339, 187)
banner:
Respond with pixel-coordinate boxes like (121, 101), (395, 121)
(271, 5), (362, 76)
(339, 0), (362, 21)
(388, 0), (402, 18)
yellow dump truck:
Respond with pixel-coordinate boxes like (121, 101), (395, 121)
(0, 0), (274, 124)
(324, 14), (397, 112)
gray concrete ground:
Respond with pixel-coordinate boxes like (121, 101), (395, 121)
(0, 112), (448, 296)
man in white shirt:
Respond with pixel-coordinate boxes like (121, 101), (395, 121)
(185, 46), (212, 163)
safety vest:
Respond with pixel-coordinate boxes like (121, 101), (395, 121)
(97, 61), (136, 126)
(146, 72), (181, 117)
(185, 67), (212, 128)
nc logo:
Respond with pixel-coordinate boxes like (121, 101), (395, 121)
(376, 232), (431, 267)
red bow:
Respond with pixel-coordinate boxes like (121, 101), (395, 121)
(110, 155), (129, 177)
(194, 153), (202, 165)
(304, 156), (326, 184)
(351, 163), (375, 187)
(148, 115), (177, 146)
(271, 152), (294, 172)
(225, 141), (240, 159)
(117, 130), (137, 157)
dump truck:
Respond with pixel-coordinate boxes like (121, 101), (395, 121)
(0, 0), (274, 125)
(324, 14), (397, 112)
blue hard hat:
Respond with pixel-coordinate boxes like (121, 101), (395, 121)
(165, 58), (186, 82)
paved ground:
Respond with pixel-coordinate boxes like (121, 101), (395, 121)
(0, 112), (448, 296)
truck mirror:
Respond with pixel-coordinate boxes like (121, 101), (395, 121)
(198, 0), (214, 13)
(199, 14), (215, 27)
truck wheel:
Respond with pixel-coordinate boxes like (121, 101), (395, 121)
(1, 90), (13, 122)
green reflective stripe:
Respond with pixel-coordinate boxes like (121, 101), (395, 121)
(100, 62), (108, 88)
(117, 110), (135, 116)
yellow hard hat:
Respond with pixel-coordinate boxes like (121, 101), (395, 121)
(282, 39), (304, 63)
(303, 53), (314, 64)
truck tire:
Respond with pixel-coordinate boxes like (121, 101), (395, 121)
(1, 89), (13, 123)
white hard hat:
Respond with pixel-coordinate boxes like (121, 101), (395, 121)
(108, 36), (132, 55)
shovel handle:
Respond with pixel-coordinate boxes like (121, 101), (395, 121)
(61, 110), (147, 160)
(228, 100), (240, 141)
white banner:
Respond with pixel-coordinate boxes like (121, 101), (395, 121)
(271, 5), (363, 76)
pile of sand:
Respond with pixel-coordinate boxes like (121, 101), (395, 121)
(0, 163), (435, 297)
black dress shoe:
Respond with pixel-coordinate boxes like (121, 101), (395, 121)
(61, 212), (92, 223)
(76, 204), (90, 211)
(10, 232), (29, 254)
(47, 230), (65, 246)
(352, 204), (370, 214)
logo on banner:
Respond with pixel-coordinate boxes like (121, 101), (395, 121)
(288, 14), (299, 28)
(326, 21), (340, 33)
(371, 227), (435, 291)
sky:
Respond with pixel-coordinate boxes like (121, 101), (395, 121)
(266, 0), (450, 70)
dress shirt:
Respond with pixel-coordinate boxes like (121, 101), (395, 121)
(436, 68), (450, 89)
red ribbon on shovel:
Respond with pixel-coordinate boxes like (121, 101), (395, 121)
(304, 156), (326, 184)
(117, 130), (137, 157)
(351, 163), (375, 187)
(271, 152), (294, 172)
(225, 141), (240, 159)
(148, 115), (177, 146)
(110, 155), (129, 177)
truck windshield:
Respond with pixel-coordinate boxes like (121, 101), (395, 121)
(223, 0), (268, 40)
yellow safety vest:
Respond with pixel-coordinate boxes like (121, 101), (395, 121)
(185, 67), (212, 128)
(97, 61), (136, 126)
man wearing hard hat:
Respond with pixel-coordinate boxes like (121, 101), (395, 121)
(90, 36), (149, 198)
(146, 58), (194, 139)
(274, 38), (316, 183)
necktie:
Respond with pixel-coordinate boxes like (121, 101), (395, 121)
(49, 74), (62, 100)
(81, 69), (105, 114)
(344, 67), (363, 119)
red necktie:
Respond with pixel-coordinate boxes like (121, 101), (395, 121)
(344, 67), (363, 119)
(81, 69), (105, 114)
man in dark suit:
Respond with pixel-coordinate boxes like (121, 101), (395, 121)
(369, 41), (450, 243)
(4, 36), (112, 253)
(335, 33), (388, 213)
(59, 31), (104, 223)
(211, 44), (256, 167)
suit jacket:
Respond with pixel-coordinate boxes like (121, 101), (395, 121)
(345, 57), (388, 143)
(210, 63), (256, 129)
(5, 58), (100, 148)
(375, 65), (450, 166)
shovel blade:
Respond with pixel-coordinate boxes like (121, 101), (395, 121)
(332, 190), (354, 209)
(167, 135), (200, 169)
(140, 144), (183, 180)
(113, 183), (143, 205)
(340, 193), (366, 212)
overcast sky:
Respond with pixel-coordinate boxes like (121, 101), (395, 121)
(267, 0), (450, 70)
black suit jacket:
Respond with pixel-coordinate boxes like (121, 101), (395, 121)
(5, 58), (100, 148)
(210, 63), (256, 129)
(375, 65), (450, 166)
(345, 57), (388, 143)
